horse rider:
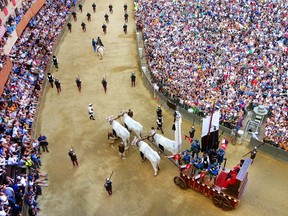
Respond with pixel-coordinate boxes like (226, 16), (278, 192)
(104, 13), (109, 23)
(124, 4), (127, 12)
(102, 23), (107, 34)
(123, 23), (127, 34)
(97, 37), (104, 47)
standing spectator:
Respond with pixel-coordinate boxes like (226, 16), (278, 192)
(88, 103), (95, 120)
(124, 12), (129, 22)
(75, 76), (81, 92)
(101, 78), (107, 93)
(104, 178), (112, 196)
(123, 23), (127, 34)
(104, 13), (109, 23)
(87, 12), (91, 22)
(127, 109), (133, 118)
(47, 73), (54, 88)
(37, 134), (49, 153)
(78, 3), (83, 13)
(54, 78), (61, 95)
(130, 72), (136, 87)
(52, 55), (59, 71)
(81, 22), (86, 32)
(102, 23), (107, 34)
(118, 142), (126, 160)
(67, 22), (72, 33)
(92, 38), (96, 52)
(92, 3), (96, 13)
(108, 4), (113, 14)
(72, 11), (77, 21)
(68, 149), (79, 167)
(156, 116), (164, 134)
(124, 4), (127, 12)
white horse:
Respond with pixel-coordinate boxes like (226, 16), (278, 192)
(96, 45), (104, 60)
(107, 115), (130, 149)
(149, 129), (178, 155)
(132, 137), (160, 176)
(119, 110), (143, 138)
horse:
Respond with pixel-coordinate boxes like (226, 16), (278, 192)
(96, 45), (104, 60)
(106, 115), (130, 149)
(149, 129), (178, 155)
(132, 137), (160, 176)
(119, 110), (143, 138)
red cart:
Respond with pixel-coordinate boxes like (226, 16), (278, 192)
(173, 158), (252, 210)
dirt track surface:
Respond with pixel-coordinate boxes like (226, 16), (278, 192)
(36, 1), (288, 216)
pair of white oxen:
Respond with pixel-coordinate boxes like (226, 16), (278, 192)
(107, 110), (178, 176)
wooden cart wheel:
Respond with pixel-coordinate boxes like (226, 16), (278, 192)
(212, 194), (232, 210)
(174, 176), (187, 190)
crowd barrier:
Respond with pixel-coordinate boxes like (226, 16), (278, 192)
(250, 138), (288, 162)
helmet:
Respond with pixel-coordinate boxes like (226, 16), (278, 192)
(106, 178), (110, 181)
(89, 103), (93, 106)
(70, 149), (73, 152)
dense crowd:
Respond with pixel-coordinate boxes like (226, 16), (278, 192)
(0, 0), (37, 69)
(0, 0), (71, 215)
(135, 0), (287, 149)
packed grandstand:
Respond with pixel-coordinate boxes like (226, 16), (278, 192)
(0, 0), (286, 215)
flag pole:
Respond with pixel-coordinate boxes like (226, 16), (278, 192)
(205, 102), (215, 152)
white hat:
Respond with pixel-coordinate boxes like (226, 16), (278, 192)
(70, 149), (73, 152)
(89, 103), (93, 106)
(254, 132), (258, 135)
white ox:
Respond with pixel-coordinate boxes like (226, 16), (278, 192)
(119, 110), (143, 138)
(149, 130), (178, 155)
(107, 115), (130, 149)
(132, 137), (160, 176)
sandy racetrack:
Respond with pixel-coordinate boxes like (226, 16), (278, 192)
(36, 1), (288, 216)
